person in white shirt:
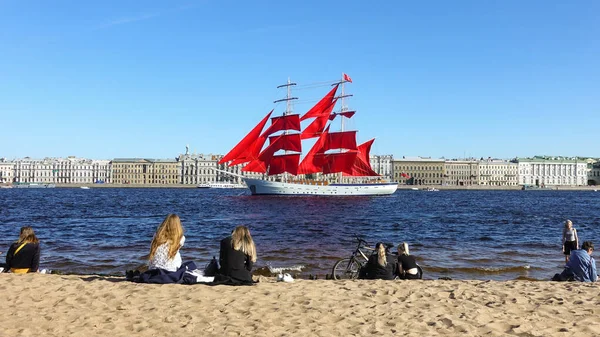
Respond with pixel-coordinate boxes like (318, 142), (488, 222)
(562, 219), (579, 263)
(148, 214), (186, 272)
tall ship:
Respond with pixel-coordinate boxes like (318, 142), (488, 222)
(218, 74), (398, 196)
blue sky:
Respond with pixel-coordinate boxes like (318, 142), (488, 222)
(1, 0), (598, 160)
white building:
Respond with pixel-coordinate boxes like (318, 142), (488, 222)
(587, 161), (600, 186)
(13, 157), (111, 184)
(0, 159), (14, 183)
(179, 153), (218, 185)
(370, 155), (394, 181)
(478, 159), (519, 186)
(517, 157), (588, 186)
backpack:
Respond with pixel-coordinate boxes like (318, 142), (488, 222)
(204, 256), (219, 277)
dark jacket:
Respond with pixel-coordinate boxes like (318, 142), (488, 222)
(6, 242), (40, 272)
(219, 236), (253, 282)
(397, 254), (418, 271)
(361, 254), (395, 280)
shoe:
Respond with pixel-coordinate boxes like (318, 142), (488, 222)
(282, 273), (294, 283)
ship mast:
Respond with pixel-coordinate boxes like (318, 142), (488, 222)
(338, 73), (353, 132)
(274, 77), (297, 116)
(273, 78), (297, 181)
(335, 74), (353, 182)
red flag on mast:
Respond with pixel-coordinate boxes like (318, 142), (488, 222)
(343, 73), (352, 83)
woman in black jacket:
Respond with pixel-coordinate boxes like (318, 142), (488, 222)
(361, 242), (395, 280)
(219, 225), (256, 282)
(397, 242), (420, 279)
(6, 226), (40, 273)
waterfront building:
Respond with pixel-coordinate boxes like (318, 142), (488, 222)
(393, 157), (445, 185)
(111, 158), (181, 185)
(12, 157), (111, 184)
(517, 156), (588, 186)
(178, 153), (218, 185)
(443, 159), (479, 186)
(587, 161), (600, 186)
(0, 159), (14, 183)
(370, 155), (394, 181)
(478, 158), (518, 186)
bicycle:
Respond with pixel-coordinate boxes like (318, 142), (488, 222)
(331, 236), (394, 280)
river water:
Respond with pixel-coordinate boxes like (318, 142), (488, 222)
(1, 188), (598, 280)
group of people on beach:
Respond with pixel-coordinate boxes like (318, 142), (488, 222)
(1, 217), (597, 283)
(359, 242), (421, 280)
(133, 214), (257, 284)
(558, 219), (597, 282)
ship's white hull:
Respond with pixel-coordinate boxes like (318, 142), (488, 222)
(243, 178), (398, 196)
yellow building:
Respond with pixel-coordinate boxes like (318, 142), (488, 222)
(111, 158), (181, 185)
(393, 158), (445, 185)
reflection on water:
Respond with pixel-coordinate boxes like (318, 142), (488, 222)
(0, 188), (598, 280)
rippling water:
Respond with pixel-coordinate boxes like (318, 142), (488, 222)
(1, 188), (598, 280)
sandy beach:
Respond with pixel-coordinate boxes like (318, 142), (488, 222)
(1, 274), (599, 337)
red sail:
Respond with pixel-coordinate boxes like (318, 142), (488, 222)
(300, 84), (339, 121)
(267, 133), (302, 153)
(323, 131), (358, 151)
(343, 139), (380, 177)
(261, 114), (301, 137)
(297, 127), (329, 174)
(219, 110), (273, 164)
(268, 154), (300, 175)
(241, 159), (267, 173)
(301, 99), (337, 139)
(228, 135), (268, 166)
(329, 110), (356, 121)
(319, 152), (358, 175)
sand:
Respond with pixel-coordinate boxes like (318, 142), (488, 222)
(1, 274), (599, 337)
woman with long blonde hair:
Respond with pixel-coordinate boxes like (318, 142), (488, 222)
(562, 219), (579, 263)
(148, 214), (186, 272)
(6, 226), (41, 273)
(397, 242), (420, 279)
(361, 242), (394, 280)
(219, 225), (257, 282)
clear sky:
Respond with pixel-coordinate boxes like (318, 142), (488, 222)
(1, 0), (598, 160)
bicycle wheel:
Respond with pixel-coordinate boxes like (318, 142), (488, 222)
(331, 257), (361, 280)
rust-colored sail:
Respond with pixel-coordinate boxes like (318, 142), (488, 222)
(300, 84), (339, 121)
(261, 114), (301, 137)
(343, 139), (380, 177)
(268, 154), (300, 175)
(219, 110), (273, 164)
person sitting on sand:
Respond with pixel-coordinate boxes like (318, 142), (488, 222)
(5, 226), (41, 273)
(218, 225), (257, 283)
(562, 219), (579, 263)
(148, 214), (186, 272)
(565, 241), (597, 282)
(396, 242), (420, 279)
(361, 242), (395, 280)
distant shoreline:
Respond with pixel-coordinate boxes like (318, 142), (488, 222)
(0, 183), (595, 191)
